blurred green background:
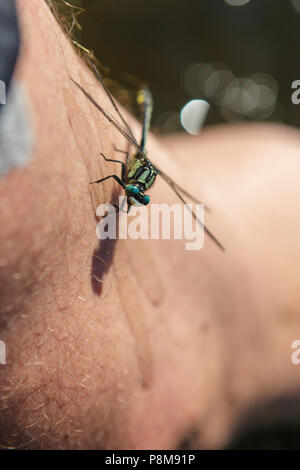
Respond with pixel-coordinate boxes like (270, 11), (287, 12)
(64, 0), (300, 134)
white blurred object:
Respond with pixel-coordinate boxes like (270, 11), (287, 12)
(225, 0), (250, 5)
(291, 0), (300, 14)
(180, 99), (210, 135)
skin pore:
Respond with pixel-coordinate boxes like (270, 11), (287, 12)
(0, 0), (300, 449)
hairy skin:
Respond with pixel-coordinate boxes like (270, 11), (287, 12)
(0, 0), (300, 449)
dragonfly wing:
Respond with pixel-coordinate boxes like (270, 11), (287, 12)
(152, 163), (211, 211)
(85, 57), (136, 141)
(72, 78), (146, 159)
(157, 170), (224, 251)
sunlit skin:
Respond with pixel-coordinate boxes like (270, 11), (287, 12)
(1, 0), (300, 449)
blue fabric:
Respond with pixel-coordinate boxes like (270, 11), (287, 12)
(0, 0), (20, 110)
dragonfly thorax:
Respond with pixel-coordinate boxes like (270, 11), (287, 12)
(126, 156), (158, 191)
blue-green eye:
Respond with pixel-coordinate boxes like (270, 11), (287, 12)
(126, 185), (139, 195)
(143, 195), (150, 205)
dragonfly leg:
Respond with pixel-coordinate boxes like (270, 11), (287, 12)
(101, 202), (128, 216)
(98, 152), (123, 165)
(89, 174), (125, 188)
(112, 197), (129, 214)
(111, 203), (128, 214)
(113, 145), (130, 168)
(111, 204), (120, 213)
(99, 153), (126, 181)
(112, 144), (129, 157)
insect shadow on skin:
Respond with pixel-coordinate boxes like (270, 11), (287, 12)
(91, 186), (119, 296)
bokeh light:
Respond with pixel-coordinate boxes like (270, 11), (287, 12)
(181, 62), (278, 126)
(154, 111), (182, 134)
(224, 0), (251, 6)
(204, 70), (234, 102)
(184, 63), (215, 98)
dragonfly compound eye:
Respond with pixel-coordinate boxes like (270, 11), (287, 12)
(126, 185), (140, 196)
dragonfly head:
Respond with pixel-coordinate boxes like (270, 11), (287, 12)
(125, 184), (140, 196)
(125, 185), (150, 205)
(143, 195), (150, 205)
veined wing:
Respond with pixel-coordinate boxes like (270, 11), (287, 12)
(85, 57), (136, 142)
(152, 163), (211, 210)
(155, 168), (224, 251)
(71, 78), (146, 160)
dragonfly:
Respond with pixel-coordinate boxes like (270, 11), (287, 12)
(71, 62), (224, 251)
